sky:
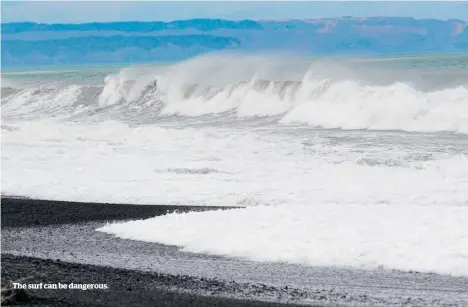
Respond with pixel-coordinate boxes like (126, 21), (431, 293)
(2, 1), (468, 24)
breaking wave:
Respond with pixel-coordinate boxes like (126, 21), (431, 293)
(2, 54), (468, 133)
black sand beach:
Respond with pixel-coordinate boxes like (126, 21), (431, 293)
(2, 197), (468, 307)
(1, 197), (312, 307)
(1, 197), (231, 227)
(1, 254), (313, 307)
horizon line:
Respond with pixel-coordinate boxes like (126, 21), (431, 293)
(2, 16), (468, 25)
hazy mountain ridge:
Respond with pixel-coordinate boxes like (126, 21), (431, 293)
(1, 19), (264, 33)
(2, 17), (468, 67)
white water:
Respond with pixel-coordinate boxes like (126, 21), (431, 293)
(3, 54), (468, 133)
(2, 54), (468, 276)
(99, 204), (468, 276)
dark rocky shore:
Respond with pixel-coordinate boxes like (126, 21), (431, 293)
(1, 197), (311, 307)
(3, 197), (468, 307)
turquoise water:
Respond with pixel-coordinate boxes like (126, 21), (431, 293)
(3, 53), (468, 92)
(3, 52), (468, 73)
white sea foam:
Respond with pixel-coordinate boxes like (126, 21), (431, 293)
(99, 204), (468, 276)
(3, 120), (467, 206)
(2, 54), (468, 275)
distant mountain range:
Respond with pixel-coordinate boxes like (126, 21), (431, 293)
(2, 17), (468, 67)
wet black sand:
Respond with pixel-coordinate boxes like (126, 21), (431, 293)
(1, 197), (231, 227)
(1, 197), (311, 307)
(1, 254), (313, 307)
(3, 197), (468, 307)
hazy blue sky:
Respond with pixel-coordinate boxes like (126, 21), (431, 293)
(2, 1), (468, 24)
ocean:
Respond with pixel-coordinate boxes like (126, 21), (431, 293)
(2, 53), (468, 276)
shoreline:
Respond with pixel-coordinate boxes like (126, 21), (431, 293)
(1, 254), (312, 307)
(2, 196), (467, 307)
(1, 196), (236, 227)
(1, 197), (310, 307)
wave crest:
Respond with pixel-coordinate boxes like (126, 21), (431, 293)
(3, 55), (468, 133)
